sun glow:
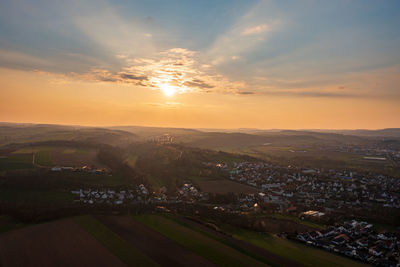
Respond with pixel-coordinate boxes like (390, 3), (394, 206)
(159, 83), (176, 97)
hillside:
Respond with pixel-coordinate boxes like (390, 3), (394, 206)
(0, 124), (138, 146)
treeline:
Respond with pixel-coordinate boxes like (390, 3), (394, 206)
(1, 140), (101, 151)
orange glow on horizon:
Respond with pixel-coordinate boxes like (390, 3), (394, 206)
(0, 68), (399, 130)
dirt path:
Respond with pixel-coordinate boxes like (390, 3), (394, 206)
(96, 215), (217, 267)
(0, 218), (126, 267)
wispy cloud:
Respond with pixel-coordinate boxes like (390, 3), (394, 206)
(0, 49), (51, 70)
(236, 91), (256, 95)
(206, 1), (281, 66)
(266, 91), (361, 98)
(241, 24), (269, 36)
(72, 1), (157, 60)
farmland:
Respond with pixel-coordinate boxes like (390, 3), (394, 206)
(0, 153), (33, 171)
(96, 215), (217, 266)
(134, 214), (267, 267)
(222, 225), (367, 267)
(0, 218), (126, 267)
(75, 216), (158, 267)
(0, 214), (377, 266)
(11, 146), (103, 168)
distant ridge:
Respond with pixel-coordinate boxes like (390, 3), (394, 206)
(1, 122), (399, 138)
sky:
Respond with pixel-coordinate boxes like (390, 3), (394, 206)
(0, 0), (399, 129)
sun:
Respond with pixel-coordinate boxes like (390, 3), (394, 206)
(159, 83), (176, 97)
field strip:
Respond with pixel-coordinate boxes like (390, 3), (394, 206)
(222, 226), (367, 267)
(0, 218), (126, 267)
(95, 215), (216, 267)
(75, 215), (158, 267)
(168, 215), (302, 267)
(134, 214), (268, 267)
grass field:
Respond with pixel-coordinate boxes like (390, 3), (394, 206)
(222, 225), (366, 267)
(0, 154), (33, 170)
(0, 189), (73, 205)
(11, 146), (103, 168)
(134, 214), (266, 267)
(75, 216), (158, 267)
(11, 147), (53, 167)
(35, 150), (53, 166)
(164, 215), (285, 266)
(53, 147), (103, 167)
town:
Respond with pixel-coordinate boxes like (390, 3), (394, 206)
(296, 220), (399, 266)
(229, 162), (400, 218)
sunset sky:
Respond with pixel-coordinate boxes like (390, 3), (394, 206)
(1, 0), (399, 129)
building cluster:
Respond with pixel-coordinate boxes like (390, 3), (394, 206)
(71, 182), (207, 205)
(296, 220), (400, 266)
(229, 162), (400, 213)
(335, 146), (400, 162)
(148, 134), (174, 144)
(177, 182), (205, 201)
(51, 165), (109, 174)
(71, 184), (149, 205)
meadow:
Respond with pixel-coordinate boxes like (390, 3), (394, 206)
(0, 153), (33, 171)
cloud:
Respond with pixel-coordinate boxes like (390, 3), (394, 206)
(72, 1), (157, 59)
(73, 48), (245, 95)
(241, 24), (269, 36)
(236, 91), (256, 95)
(264, 90), (360, 98)
(119, 73), (148, 81)
(0, 49), (51, 70)
(183, 79), (214, 89)
(206, 1), (281, 65)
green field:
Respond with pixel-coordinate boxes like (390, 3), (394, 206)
(0, 213), (368, 267)
(0, 189), (73, 205)
(8, 147), (53, 167)
(75, 216), (158, 267)
(134, 214), (267, 267)
(222, 225), (366, 267)
(0, 154), (33, 170)
(35, 149), (53, 166)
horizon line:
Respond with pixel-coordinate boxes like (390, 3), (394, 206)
(0, 121), (399, 132)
